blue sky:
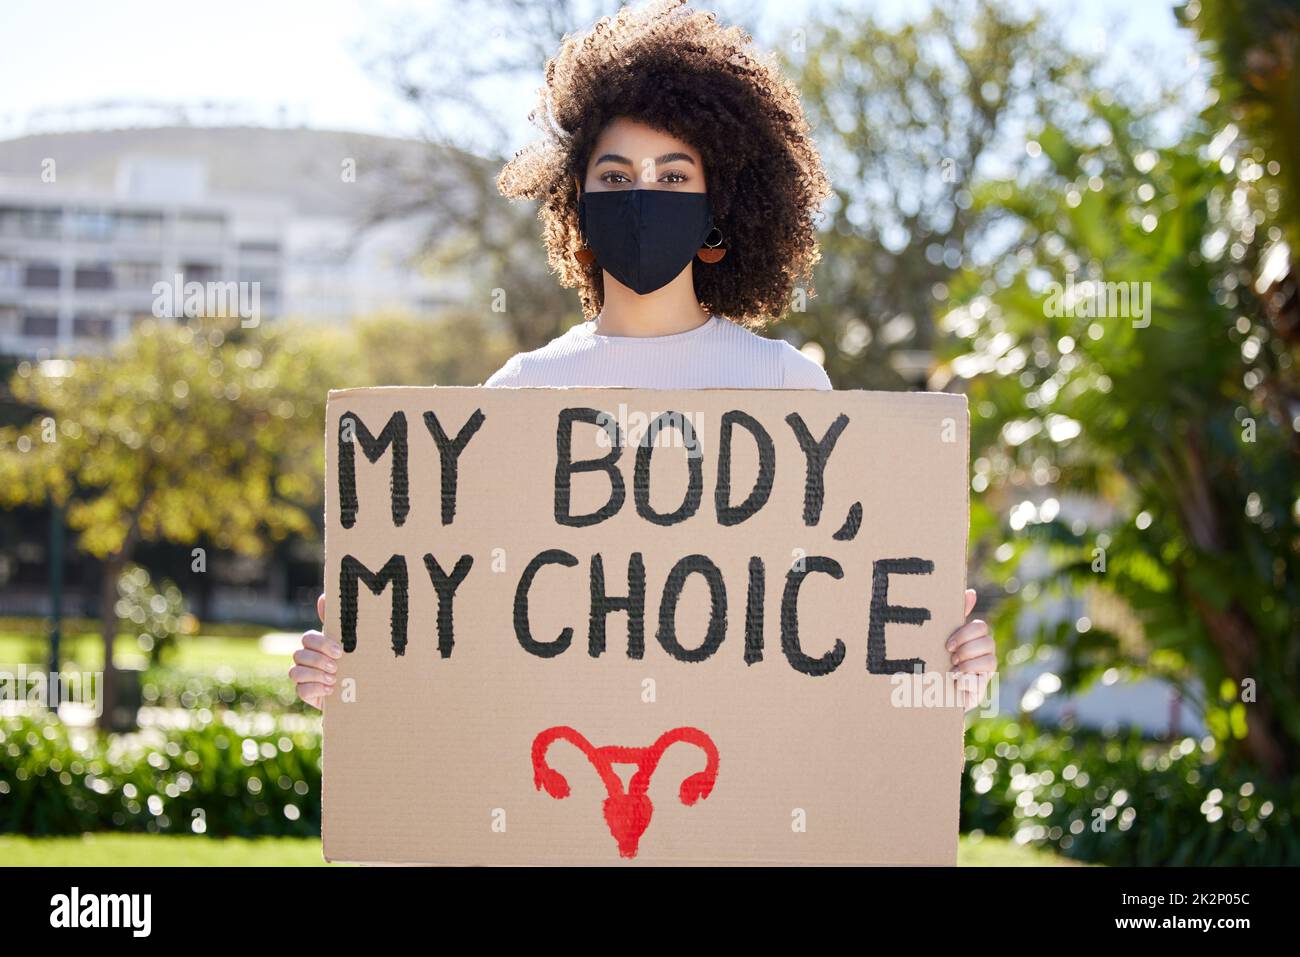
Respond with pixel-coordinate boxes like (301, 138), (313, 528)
(0, 0), (1196, 142)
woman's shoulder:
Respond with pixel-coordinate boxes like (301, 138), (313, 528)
(483, 323), (591, 387)
(776, 339), (832, 390)
(483, 352), (526, 387)
(712, 317), (832, 390)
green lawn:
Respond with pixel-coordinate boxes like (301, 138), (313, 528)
(0, 834), (332, 867)
(0, 629), (285, 672)
(0, 833), (1081, 866)
(958, 834), (1086, 866)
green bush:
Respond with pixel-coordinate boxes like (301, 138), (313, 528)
(0, 713), (320, 837)
(960, 718), (1299, 865)
(0, 616), (272, 640)
(140, 668), (306, 714)
(7, 709), (1295, 862)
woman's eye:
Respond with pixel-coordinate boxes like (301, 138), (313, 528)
(599, 171), (632, 185)
(660, 171), (687, 183)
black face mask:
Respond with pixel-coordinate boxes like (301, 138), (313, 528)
(578, 190), (714, 296)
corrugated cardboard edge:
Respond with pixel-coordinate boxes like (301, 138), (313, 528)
(946, 393), (971, 866)
(325, 385), (965, 398)
(320, 387), (971, 866)
(326, 857), (955, 867)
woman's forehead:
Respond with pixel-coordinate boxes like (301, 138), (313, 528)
(589, 118), (700, 162)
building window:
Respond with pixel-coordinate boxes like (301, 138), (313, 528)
(181, 261), (222, 284)
(0, 206), (62, 240)
(21, 313), (58, 337)
(177, 213), (225, 244)
(23, 262), (60, 289)
(74, 262), (114, 290)
(71, 209), (115, 242)
(73, 315), (113, 339)
(115, 212), (164, 243)
(113, 261), (162, 290)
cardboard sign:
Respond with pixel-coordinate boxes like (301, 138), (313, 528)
(322, 387), (969, 865)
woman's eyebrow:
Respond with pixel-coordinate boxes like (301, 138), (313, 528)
(592, 152), (697, 167)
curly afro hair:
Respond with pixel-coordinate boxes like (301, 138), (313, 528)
(498, 0), (831, 328)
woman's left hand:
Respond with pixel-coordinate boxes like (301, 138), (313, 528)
(947, 588), (996, 712)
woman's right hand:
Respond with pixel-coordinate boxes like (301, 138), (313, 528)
(292, 593), (341, 710)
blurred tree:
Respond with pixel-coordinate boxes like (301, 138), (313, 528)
(0, 318), (333, 728)
(115, 563), (191, 667)
(938, 88), (1298, 777)
(342, 310), (516, 387)
(354, 140), (575, 355)
(785, 0), (1131, 388)
(1183, 0), (1300, 246)
(360, 0), (620, 352)
(1182, 0), (1300, 443)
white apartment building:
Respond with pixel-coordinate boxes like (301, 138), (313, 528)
(0, 167), (287, 355)
(0, 126), (465, 357)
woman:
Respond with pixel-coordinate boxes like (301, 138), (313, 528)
(292, 0), (996, 710)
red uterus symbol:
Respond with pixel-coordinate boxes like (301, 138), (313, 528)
(531, 726), (720, 859)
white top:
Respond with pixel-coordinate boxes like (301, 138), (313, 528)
(484, 315), (832, 390)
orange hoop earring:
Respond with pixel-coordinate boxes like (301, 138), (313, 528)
(697, 227), (726, 264)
